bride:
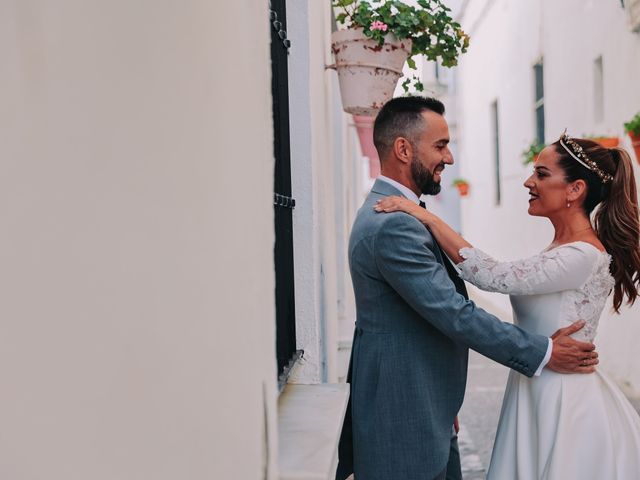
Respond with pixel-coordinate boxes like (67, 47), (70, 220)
(375, 131), (640, 479)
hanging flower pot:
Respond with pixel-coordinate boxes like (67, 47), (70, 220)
(330, 1), (470, 116)
(451, 178), (470, 197)
(353, 115), (380, 178)
(629, 132), (640, 164)
(331, 29), (411, 116)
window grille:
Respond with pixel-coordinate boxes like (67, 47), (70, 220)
(269, 0), (301, 384)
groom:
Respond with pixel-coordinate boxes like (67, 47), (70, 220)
(336, 96), (598, 480)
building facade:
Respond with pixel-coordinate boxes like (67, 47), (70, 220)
(455, 0), (640, 391)
(1, 1), (364, 479)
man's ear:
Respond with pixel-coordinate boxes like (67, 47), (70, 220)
(392, 137), (413, 165)
(566, 179), (587, 203)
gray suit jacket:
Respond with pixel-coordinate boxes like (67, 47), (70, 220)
(336, 179), (548, 480)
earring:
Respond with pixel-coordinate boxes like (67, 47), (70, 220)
(567, 202), (571, 208)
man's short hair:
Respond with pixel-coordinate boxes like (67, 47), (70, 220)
(373, 96), (445, 161)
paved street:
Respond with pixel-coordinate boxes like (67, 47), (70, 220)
(457, 350), (508, 479)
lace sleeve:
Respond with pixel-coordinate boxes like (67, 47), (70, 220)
(457, 244), (599, 295)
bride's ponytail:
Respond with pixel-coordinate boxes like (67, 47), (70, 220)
(556, 137), (640, 312)
(593, 148), (640, 312)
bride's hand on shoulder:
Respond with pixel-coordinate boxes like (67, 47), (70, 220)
(374, 196), (432, 225)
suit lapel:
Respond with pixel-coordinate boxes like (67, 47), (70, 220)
(423, 221), (469, 300)
(434, 238), (468, 299)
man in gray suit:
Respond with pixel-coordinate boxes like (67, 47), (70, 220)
(335, 96), (598, 480)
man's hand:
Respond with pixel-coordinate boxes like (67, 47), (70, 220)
(546, 320), (598, 374)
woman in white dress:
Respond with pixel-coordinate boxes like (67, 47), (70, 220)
(374, 131), (640, 479)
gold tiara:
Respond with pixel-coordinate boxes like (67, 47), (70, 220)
(559, 130), (614, 184)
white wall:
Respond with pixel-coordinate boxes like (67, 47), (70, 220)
(456, 0), (640, 389)
(288, 0), (359, 385)
(0, 1), (278, 479)
(287, 0), (326, 385)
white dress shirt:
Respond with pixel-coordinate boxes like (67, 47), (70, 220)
(378, 175), (420, 204)
(376, 175), (552, 375)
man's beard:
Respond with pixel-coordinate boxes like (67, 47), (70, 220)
(411, 156), (441, 196)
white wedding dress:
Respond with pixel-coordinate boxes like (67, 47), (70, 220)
(457, 241), (640, 479)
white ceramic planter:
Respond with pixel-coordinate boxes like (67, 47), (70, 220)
(331, 28), (412, 116)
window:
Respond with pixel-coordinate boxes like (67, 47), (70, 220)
(594, 56), (604, 123)
(534, 61), (545, 143)
(491, 100), (501, 206)
(270, 0), (300, 386)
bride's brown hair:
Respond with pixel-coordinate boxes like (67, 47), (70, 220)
(553, 138), (640, 312)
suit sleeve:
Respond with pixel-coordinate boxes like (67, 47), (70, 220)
(374, 214), (548, 377)
(456, 245), (598, 295)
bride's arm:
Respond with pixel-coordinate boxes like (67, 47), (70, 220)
(375, 196), (600, 296)
(374, 196), (471, 263)
(454, 246), (600, 295)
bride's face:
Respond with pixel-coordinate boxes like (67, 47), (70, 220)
(523, 147), (571, 217)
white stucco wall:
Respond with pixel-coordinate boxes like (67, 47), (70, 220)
(288, 0), (359, 385)
(456, 0), (640, 390)
(287, 0), (326, 385)
(0, 1), (278, 479)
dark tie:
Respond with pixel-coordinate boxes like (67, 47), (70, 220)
(418, 200), (468, 299)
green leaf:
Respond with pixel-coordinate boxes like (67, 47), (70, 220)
(406, 57), (417, 70)
(522, 140), (546, 165)
(625, 113), (640, 135)
(335, 0), (470, 67)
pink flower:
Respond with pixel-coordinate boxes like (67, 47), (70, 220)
(370, 20), (388, 32)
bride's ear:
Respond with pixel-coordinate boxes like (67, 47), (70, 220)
(566, 179), (587, 203)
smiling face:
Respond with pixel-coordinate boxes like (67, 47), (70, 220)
(524, 146), (576, 217)
(410, 111), (454, 195)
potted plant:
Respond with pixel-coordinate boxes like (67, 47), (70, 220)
(522, 140), (546, 165)
(451, 178), (470, 197)
(331, 0), (469, 115)
(625, 0), (640, 32)
(624, 112), (640, 163)
(585, 135), (620, 148)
